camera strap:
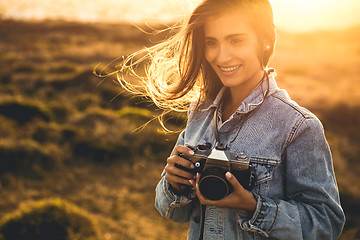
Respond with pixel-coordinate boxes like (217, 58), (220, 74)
(212, 71), (270, 148)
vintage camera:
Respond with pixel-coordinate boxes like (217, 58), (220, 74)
(177, 143), (255, 201)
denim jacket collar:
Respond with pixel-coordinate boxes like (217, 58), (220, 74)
(201, 71), (279, 114)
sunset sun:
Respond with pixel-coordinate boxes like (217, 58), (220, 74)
(269, 0), (359, 32)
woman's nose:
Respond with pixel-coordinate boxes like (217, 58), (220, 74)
(216, 44), (232, 63)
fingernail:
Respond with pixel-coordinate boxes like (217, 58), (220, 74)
(226, 172), (232, 178)
(190, 164), (195, 169)
(189, 150), (194, 155)
(189, 180), (193, 185)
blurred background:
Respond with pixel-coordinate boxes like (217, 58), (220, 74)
(0, 0), (359, 239)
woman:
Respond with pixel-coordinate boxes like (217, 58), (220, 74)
(118, 0), (345, 239)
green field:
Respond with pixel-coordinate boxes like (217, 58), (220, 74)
(0, 19), (359, 239)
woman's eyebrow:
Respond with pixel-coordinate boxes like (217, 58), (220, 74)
(204, 33), (247, 40)
(225, 33), (247, 39)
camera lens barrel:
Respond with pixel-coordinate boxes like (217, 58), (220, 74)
(199, 167), (232, 201)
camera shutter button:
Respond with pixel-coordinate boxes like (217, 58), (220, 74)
(235, 153), (248, 160)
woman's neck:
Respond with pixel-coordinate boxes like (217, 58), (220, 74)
(221, 70), (265, 122)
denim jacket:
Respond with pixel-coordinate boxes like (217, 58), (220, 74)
(155, 72), (345, 240)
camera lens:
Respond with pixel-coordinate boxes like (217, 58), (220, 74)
(199, 168), (231, 201)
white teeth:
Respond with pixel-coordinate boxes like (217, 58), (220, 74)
(219, 65), (241, 72)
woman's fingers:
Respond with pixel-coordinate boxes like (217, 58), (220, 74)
(173, 145), (194, 157)
(165, 145), (196, 189)
(195, 173), (213, 205)
(167, 155), (195, 170)
(225, 172), (245, 193)
(165, 171), (193, 186)
(165, 162), (194, 180)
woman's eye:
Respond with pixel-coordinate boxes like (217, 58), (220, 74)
(205, 40), (217, 47)
(230, 38), (243, 44)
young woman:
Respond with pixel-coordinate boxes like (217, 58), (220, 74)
(117, 0), (345, 239)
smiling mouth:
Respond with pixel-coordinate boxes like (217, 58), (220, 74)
(218, 65), (242, 73)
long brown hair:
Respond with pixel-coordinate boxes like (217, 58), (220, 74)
(115, 0), (276, 114)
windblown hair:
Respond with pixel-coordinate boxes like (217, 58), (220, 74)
(116, 0), (276, 113)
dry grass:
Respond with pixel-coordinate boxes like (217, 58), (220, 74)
(0, 161), (188, 240)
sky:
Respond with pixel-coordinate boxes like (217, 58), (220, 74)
(0, 0), (360, 33)
(270, 0), (360, 32)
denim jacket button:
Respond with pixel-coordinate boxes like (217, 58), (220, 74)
(194, 216), (200, 223)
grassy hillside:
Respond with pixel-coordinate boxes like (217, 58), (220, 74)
(0, 19), (359, 239)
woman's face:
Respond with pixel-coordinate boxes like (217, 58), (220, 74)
(204, 10), (264, 92)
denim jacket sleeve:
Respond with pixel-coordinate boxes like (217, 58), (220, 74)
(239, 116), (345, 239)
(155, 130), (195, 223)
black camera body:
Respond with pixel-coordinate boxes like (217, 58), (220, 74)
(177, 143), (255, 201)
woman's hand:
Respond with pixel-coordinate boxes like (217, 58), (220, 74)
(165, 145), (195, 192)
(190, 172), (257, 212)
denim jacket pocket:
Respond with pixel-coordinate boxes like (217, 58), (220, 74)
(250, 157), (280, 196)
